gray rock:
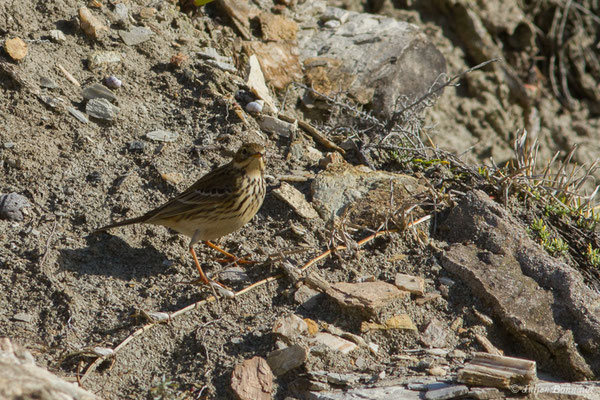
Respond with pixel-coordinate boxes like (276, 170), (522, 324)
(326, 281), (407, 315)
(298, 6), (446, 118)
(258, 116), (296, 138)
(439, 190), (598, 380)
(88, 51), (122, 71)
(12, 313), (33, 323)
(326, 372), (359, 386)
(272, 314), (307, 342)
(49, 29), (66, 42)
(205, 59), (236, 72)
(118, 26), (153, 46)
(309, 332), (357, 355)
(266, 344), (307, 375)
(128, 140), (145, 153)
(218, 267), (250, 284)
(309, 386), (421, 400)
(145, 130), (178, 143)
(82, 83), (117, 102)
(425, 385), (469, 400)
(38, 95), (61, 108)
(104, 76), (122, 89)
(408, 382), (449, 391)
(39, 76), (58, 89)
(0, 338), (100, 399)
(86, 98), (119, 121)
(289, 142), (323, 165)
(197, 47), (220, 60)
(467, 387), (502, 399)
(113, 3), (129, 26)
(273, 182), (319, 220)
(421, 318), (447, 348)
(0, 193), (30, 221)
(197, 47), (233, 64)
(294, 285), (322, 310)
(68, 107), (89, 124)
(311, 163), (426, 221)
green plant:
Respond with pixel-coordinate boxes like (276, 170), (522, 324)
(528, 218), (569, 256)
(149, 376), (180, 400)
(546, 237), (569, 256)
(529, 218), (550, 241)
(587, 244), (600, 268)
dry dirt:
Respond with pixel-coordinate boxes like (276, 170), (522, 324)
(1, 0), (599, 399)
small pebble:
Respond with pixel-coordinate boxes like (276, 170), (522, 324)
(219, 267), (250, 284)
(439, 277), (455, 287)
(118, 26), (153, 46)
(86, 98), (120, 120)
(128, 140), (145, 153)
(68, 107), (89, 124)
(146, 130), (179, 143)
(428, 366), (446, 376)
(92, 347), (114, 357)
(12, 313), (34, 323)
(324, 20), (341, 28)
(40, 76), (58, 89)
(87, 171), (102, 184)
(138, 7), (156, 19)
(197, 47), (220, 60)
(39, 95), (62, 108)
(3, 142), (15, 149)
(49, 29), (66, 42)
(205, 59), (236, 72)
(4, 37), (28, 61)
(79, 6), (108, 39)
(88, 51), (122, 71)
(368, 342), (379, 354)
(82, 83), (117, 102)
(113, 3), (129, 26)
(104, 76), (122, 89)
(246, 100), (264, 113)
(0, 193), (30, 221)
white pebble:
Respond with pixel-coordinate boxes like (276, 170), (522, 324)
(104, 76), (122, 89)
(245, 100), (264, 113)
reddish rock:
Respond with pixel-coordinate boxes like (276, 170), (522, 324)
(231, 356), (273, 400)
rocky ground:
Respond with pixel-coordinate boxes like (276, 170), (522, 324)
(1, 0), (600, 399)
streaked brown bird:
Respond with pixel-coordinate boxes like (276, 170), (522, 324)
(96, 142), (266, 286)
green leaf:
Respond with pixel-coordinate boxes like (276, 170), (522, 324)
(194, 0), (216, 6)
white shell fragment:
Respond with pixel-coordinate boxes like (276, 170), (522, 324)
(104, 76), (122, 89)
(245, 55), (278, 114)
(245, 100), (264, 113)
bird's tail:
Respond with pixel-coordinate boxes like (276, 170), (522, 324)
(94, 216), (147, 233)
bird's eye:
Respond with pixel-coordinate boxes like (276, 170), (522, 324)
(241, 148), (248, 155)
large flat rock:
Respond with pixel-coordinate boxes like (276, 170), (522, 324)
(298, 5), (446, 119)
(311, 162), (427, 222)
(438, 190), (600, 379)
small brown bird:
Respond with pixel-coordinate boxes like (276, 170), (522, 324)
(96, 142), (266, 286)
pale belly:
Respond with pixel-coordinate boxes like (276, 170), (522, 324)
(155, 190), (264, 241)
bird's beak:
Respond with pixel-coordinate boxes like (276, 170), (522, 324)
(252, 152), (264, 159)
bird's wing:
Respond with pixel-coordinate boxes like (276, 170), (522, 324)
(143, 162), (241, 221)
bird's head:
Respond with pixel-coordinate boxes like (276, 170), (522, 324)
(232, 142), (265, 174)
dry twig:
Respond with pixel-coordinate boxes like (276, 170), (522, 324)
(78, 217), (431, 382)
